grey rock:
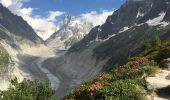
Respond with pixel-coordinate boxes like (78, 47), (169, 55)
(68, 0), (170, 66)
(0, 4), (43, 46)
(46, 15), (93, 49)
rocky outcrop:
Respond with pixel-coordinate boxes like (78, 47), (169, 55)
(46, 15), (93, 49)
(161, 58), (170, 70)
(146, 70), (170, 100)
(146, 70), (170, 90)
(0, 3), (43, 47)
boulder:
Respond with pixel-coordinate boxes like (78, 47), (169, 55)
(163, 58), (170, 70)
(145, 70), (170, 100)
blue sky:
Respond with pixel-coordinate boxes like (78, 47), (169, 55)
(0, 0), (125, 39)
(23, 0), (125, 16)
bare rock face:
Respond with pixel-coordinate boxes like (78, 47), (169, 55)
(146, 70), (170, 100)
(163, 58), (170, 70)
(160, 58), (170, 70)
(146, 70), (170, 90)
(156, 86), (170, 100)
(0, 4), (43, 47)
(46, 15), (93, 49)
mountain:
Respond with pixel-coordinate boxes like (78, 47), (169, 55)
(46, 15), (93, 49)
(68, 0), (170, 66)
(0, 3), (54, 91)
(0, 3), (42, 48)
(42, 0), (170, 98)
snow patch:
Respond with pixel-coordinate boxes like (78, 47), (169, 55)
(135, 23), (145, 26)
(94, 33), (116, 42)
(69, 20), (82, 27)
(136, 11), (144, 18)
(102, 34), (116, 41)
(111, 22), (114, 25)
(146, 12), (169, 27)
(118, 26), (131, 33)
(47, 15), (93, 49)
(160, 21), (170, 27)
(98, 27), (101, 32)
(95, 34), (99, 41)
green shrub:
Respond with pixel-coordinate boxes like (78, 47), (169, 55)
(112, 57), (151, 80)
(65, 79), (146, 100)
(97, 79), (146, 100)
(0, 46), (10, 64)
(141, 39), (151, 51)
(141, 65), (159, 76)
(154, 48), (170, 62)
(64, 40), (170, 100)
(0, 45), (11, 73)
(153, 36), (161, 49)
(0, 78), (56, 100)
(64, 57), (160, 100)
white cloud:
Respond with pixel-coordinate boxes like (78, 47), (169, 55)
(80, 10), (113, 26)
(21, 10), (65, 40)
(20, 7), (33, 16)
(0, 0), (65, 40)
(0, 0), (29, 15)
(48, 11), (64, 22)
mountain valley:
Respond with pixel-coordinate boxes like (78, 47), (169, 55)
(0, 0), (170, 100)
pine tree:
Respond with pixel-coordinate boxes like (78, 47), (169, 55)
(153, 36), (161, 49)
(142, 38), (151, 51)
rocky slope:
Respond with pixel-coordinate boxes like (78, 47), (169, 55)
(64, 39), (170, 100)
(0, 43), (24, 91)
(46, 15), (93, 49)
(0, 3), (43, 49)
(0, 3), (53, 91)
(68, 0), (170, 66)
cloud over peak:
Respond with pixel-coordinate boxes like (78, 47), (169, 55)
(0, 0), (65, 40)
(81, 10), (113, 26)
(0, 0), (114, 40)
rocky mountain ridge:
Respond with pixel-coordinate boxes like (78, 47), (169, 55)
(46, 15), (93, 49)
(0, 3), (43, 49)
(68, 0), (170, 65)
(0, 3), (53, 91)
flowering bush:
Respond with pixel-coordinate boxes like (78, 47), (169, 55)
(95, 72), (105, 81)
(97, 79), (145, 100)
(88, 82), (102, 91)
(126, 57), (149, 69)
(63, 40), (169, 100)
(63, 56), (159, 100)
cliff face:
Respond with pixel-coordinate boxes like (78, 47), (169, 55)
(46, 15), (93, 49)
(68, 0), (170, 65)
(0, 4), (47, 91)
(0, 4), (43, 47)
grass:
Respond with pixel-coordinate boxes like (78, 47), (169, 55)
(0, 44), (11, 74)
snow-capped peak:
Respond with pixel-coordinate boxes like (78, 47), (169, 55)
(46, 15), (93, 49)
